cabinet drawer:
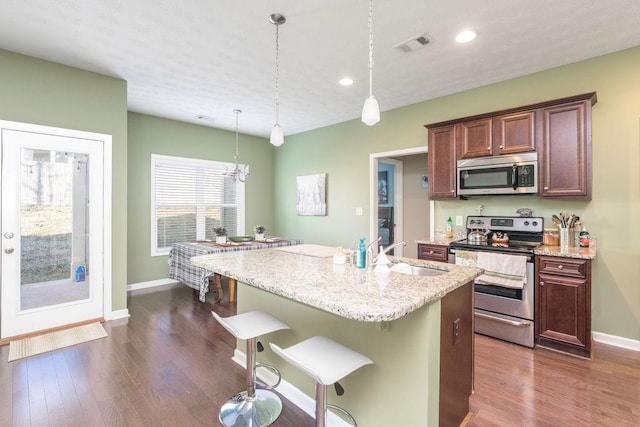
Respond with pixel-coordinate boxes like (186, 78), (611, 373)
(418, 244), (449, 262)
(537, 256), (587, 279)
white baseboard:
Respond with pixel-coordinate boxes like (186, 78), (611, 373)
(232, 349), (351, 427)
(593, 331), (640, 352)
(110, 308), (130, 320)
(127, 278), (180, 292)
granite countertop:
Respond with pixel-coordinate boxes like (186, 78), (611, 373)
(415, 230), (465, 246)
(191, 245), (482, 322)
(534, 245), (597, 260)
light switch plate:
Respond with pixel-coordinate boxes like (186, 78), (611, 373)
(456, 215), (463, 226)
(355, 207), (363, 216)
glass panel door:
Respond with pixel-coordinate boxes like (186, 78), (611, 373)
(20, 148), (91, 310)
(1, 123), (106, 338)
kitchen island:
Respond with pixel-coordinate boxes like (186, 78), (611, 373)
(192, 245), (482, 426)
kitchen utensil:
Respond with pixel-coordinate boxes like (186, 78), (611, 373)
(468, 229), (490, 243)
(552, 215), (562, 226)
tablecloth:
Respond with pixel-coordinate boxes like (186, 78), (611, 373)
(168, 238), (303, 302)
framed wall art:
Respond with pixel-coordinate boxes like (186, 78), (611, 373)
(296, 173), (327, 216)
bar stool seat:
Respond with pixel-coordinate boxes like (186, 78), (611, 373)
(213, 311), (290, 427)
(270, 336), (373, 426)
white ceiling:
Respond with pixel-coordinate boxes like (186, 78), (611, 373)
(2, 0), (640, 138)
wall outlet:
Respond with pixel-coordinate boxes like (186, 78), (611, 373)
(355, 207), (363, 216)
(456, 215), (463, 226)
(453, 318), (460, 345)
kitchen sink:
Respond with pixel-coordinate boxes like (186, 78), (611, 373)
(390, 262), (447, 277)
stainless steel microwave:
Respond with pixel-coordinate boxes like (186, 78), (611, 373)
(457, 152), (538, 196)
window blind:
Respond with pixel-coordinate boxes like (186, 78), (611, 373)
(151, 155), (245, 255)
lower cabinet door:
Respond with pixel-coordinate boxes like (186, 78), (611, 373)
(537, 273), (590, 356)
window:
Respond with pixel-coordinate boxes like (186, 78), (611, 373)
(151, 154), (245, 256)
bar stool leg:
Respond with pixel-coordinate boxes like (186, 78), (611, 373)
(315, 382), (327, 427)
(219, 337), (283, 426)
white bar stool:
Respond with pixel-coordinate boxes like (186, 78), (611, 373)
(270, 336), (373, 427)
(212, 311), (290, 427)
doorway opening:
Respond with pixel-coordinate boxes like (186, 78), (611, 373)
(370, 147), (433, 259)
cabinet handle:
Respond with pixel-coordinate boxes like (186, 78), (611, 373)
(429, 250), (434, 254)
(487, 147), (491, 151)
(558, 265), (563, 270)
(499, 145), (504, 149)
(540, 281), (545, 287)
(451, 190), (455, 193)
(544, 186), (549, 190)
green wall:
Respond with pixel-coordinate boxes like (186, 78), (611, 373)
(127, 113), (275, 284)
(274, 46), (640, 342)
(0, 49), (129, 312)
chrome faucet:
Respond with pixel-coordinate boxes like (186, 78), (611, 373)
(365, 236), (382, 268)
(372, 241), (406, 265)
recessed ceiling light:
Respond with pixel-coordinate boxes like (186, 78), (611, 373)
(339, 77), (354, 86)
(455, 30), (477, 43)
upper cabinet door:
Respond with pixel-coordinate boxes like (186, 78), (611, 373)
(428, 125), (457, 199)
(457, 118), (493, 158)
(493, 111), (536, 155)
(539, 100), (591, 199)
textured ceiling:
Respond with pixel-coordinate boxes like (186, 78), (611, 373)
(1, 0), (640, 138)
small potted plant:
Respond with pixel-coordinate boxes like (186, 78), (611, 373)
(213, 226), (227, 244)
(254, 225), (266, 241)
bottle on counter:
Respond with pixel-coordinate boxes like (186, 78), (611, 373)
(446, 216), (454, 238)
(579, 226), (590, 247)
(357, 238), (366, 269)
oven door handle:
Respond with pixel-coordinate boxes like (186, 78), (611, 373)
(476, 311), (530, 327)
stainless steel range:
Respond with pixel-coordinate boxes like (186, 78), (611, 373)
(449, 215), (544, 348)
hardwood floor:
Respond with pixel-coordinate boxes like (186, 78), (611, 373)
(1, 283), (638, 426)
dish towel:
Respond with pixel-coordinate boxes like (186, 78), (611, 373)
(476, 252), (527, 289)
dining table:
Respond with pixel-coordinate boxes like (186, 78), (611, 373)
(168, 237), (303, 302)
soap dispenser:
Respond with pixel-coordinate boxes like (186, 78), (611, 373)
(357, 238), (366, 269)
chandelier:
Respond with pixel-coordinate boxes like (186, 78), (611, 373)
(224, 109), (250, 182)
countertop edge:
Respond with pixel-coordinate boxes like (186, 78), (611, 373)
(191, 250), (482, 322)
(534, 245), (597, 259)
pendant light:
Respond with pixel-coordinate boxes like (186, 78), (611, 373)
(224, 109), (250, 182)
(361, 0), (380, 126)
(269, 13), (286, 147)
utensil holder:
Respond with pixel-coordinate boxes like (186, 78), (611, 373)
(559, 228), (575, 248)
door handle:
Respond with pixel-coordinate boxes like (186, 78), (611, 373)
(4, 248), (14, 254)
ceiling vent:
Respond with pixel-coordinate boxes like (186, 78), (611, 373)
(195, 114), (216, 122)
(394, 33), (431, 53)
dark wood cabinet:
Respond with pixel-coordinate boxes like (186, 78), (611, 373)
(426, 92), (596, 201)
(440, 281), (473, 427)
(457, 112), (535, 159)
(427, 125), (457, 199)
(457, 118), (493, 158)
(535, 255), (592, 358)
(493, 111), (536, 155)
(417, 243), (449, 262)
(539, 96), (595, 199)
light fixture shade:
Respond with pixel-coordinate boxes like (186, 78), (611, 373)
(361, 96), (380, 126)
(270, 124), (284, 147)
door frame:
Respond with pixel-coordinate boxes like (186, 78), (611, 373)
(369, 146), (434, 256)
(377, 157), (404, 256)
(0, 120), (112, 338)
